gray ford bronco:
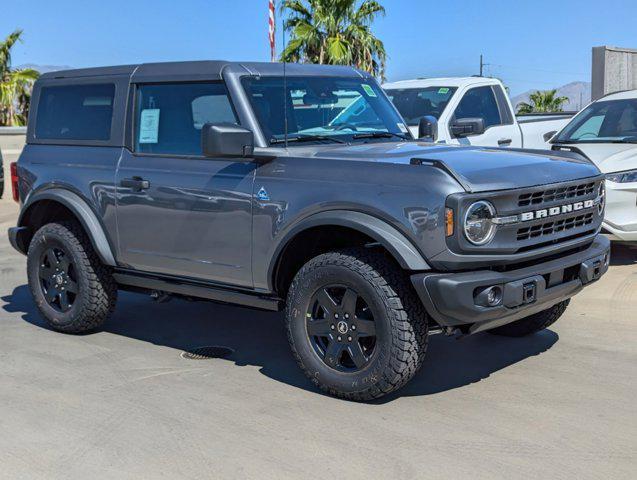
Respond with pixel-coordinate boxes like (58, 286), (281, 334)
(8, 61), (609, 400)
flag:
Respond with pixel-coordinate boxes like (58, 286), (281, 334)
(269, 0), (276, 62)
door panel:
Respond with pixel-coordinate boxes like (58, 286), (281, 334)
(448, 85), (522, 147)
(115, 151), (256, 286)
(452, 124), (522, 148)
(115, 81), (255, 287)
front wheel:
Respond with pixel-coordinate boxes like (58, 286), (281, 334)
(488, 300), (570, 337)
(285, 248), (428, 401)
(27, 221), (117, 333)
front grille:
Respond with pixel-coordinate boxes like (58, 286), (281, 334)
(518, 181), (595, 207)
(516, 212), (594, 241)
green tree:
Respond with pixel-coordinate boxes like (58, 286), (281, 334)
(279, 0), (387, 80)
(0, 29), (39, 126)
(516, 89), (569, 114)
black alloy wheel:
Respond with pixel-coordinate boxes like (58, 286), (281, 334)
(306, 285), (377, 372)
(38, 246), (79, 312)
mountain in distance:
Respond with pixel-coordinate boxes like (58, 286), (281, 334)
(510, 81), (591, 112)
(17, 63), (73, 74)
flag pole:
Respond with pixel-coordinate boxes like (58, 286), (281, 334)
(269, 0), (276, 62)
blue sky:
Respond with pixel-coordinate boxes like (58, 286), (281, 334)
(1, 0), (635, 95)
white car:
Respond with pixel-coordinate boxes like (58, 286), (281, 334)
(383, 77), (573, 149)
(551, 90), (637, 241)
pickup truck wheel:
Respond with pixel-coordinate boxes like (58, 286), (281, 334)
(27, 221), (117, 334)
(488, 300), (570, 337)
(285, 248), (428, 401)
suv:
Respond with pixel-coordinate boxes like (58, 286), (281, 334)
(8, 61), (609, 401)
(550, 89), (637, 241)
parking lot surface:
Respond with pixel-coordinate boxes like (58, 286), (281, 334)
(0, 197), (635, 479)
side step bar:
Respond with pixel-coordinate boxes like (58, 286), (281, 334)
(113, 270), (282, 311)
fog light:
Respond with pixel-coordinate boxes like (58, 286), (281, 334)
(487, 287), (501, 305)
(474, 285), (503, 307)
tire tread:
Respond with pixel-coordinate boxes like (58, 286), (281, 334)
(285, 248), (428, 401)
(27, 220), (117, 334)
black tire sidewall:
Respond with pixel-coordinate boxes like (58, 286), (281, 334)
(287, 263), (395, 395)
(27, 226), (89, 329)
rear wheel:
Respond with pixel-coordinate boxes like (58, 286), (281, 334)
(27, 221), (117, 333)
(488, 300), (570, 337)
(285, 248), (428, 401)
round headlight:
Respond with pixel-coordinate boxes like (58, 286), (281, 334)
(464, 201), (497, 245)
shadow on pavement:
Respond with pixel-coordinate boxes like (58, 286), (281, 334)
(609, 242), (637, 266)
(2, 284), (558, 402)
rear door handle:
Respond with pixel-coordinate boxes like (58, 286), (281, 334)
(120, 177), (150, 191)
(498, 138), (512, 146)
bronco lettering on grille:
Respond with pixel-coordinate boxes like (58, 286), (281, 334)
(520, 199), (594, 222)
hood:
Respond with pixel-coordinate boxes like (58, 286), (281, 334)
(302, 141), (601, 193)
(552, 142), (637, 174)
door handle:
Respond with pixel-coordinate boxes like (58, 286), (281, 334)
(120, 177), (150, 191)
(498, 138), (512, 146)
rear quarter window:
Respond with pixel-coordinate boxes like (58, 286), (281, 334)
(35, 84), (115, 141)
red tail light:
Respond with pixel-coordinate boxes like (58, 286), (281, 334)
(10, 162), (19, 202)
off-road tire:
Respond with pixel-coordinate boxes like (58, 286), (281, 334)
(27, 221), (117, 333)
(285, 248), (428, 401)
(488, 300), (570, 337)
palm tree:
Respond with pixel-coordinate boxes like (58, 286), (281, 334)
(279, 0), (387, 79)
(516, 89), (569, 114)
(0, 29), (39, 126)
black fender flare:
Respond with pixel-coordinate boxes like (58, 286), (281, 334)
(18, 188), (117, 266)
(268, 210), (431, 288)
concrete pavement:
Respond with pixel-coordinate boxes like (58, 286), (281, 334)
(0, 196), (635, 479)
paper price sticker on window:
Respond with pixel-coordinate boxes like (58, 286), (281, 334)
(362, 84), (377, 97)
(437, 87), (450, 94)
(139, 109), (160, 144)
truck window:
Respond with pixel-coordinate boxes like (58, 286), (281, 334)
(35, 84), (115, 141)
(134, 82), (237, 155)
(453, 86), (502, 129)
(384, 87), (457, 125)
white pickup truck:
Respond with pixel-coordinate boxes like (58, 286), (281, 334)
(383, 77), (573, 149)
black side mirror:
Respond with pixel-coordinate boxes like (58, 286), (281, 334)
(201, 123), (254, 159)
(450, 117), (485, 137)
(418, 115), (438, 141)
(544, 130), (558, 143)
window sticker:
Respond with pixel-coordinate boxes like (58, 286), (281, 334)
(139, 109), (160, 144)
(437, 87), (450, 94)
(362, 84), (377, 97)
(397, 123), (408, 133)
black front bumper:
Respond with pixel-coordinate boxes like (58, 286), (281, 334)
(411, 236), (610, 334)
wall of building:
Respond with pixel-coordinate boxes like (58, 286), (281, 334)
(592, 46), (637, 101)
(0, 127), (27, 200)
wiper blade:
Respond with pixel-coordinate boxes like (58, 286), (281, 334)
(352, 132), (408, 141)
(270, 134), (346, 145)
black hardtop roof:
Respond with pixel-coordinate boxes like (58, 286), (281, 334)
(39, 61), (369, 82)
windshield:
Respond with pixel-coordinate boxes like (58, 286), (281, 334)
(384, 87), (457, 125)
(555, 98), (637, 143)
(241, 76), (410, 145)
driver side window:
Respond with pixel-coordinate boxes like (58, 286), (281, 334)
(453, 86), (502, 130)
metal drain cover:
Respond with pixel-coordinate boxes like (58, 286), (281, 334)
(181, 346), (234, 360)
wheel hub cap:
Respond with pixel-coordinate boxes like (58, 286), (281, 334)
(336, 320), (349, 334)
